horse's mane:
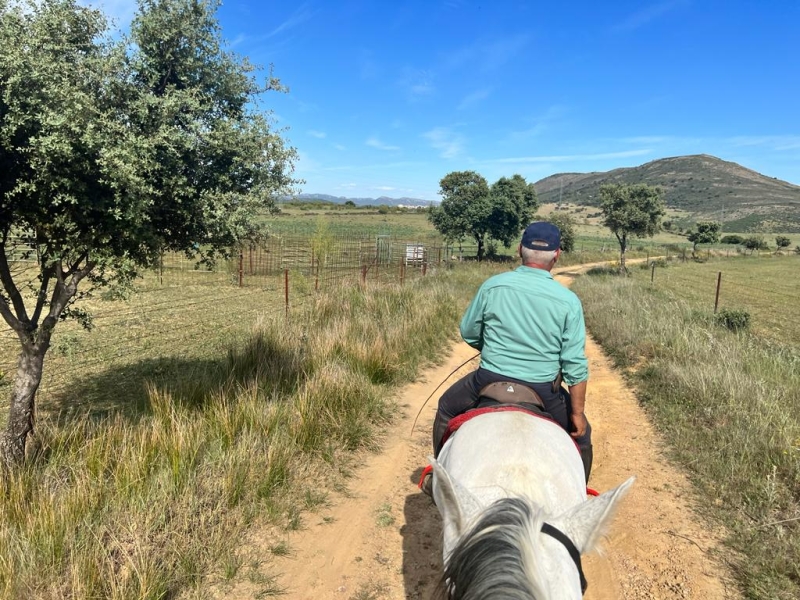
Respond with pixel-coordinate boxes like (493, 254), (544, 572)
(435, 497), (548, 600)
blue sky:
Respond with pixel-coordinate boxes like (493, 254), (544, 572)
(90, 0), (800, 201)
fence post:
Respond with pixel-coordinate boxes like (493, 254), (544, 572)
(422, 261), (427, 277)
(159, 249), (164, 285)
(238, 251), (244, 288)
(714, 271), (722, 313)
(284, 268), (289, 318)
(400, 260), (405, 285)
(249, 245), (254, 275)
(646, 250), (649, 264)
(651, 262), (656, 284)
(361, 264), (367, 285)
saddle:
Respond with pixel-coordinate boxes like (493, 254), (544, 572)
(476, 381), (548, 415)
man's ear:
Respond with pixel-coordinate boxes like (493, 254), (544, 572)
(518, 243), (523, 258)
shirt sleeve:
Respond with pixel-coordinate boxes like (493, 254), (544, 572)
(459, 285), (486, 350)
(560, 297), (589, 385)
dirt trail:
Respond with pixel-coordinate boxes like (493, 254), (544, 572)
(242, 264), (740, 600)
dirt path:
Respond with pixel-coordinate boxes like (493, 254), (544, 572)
(243, 264), (740, 600)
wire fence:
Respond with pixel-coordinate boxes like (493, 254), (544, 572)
(0, 233), (457, 416)
(0, 231), (784, 418)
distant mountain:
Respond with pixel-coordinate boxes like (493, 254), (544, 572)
(285, 193), (433, 207)
(534, 155), (800, 232)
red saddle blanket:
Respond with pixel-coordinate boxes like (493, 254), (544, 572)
(421, 405), (599, 496)
(440, 405), (572, 450)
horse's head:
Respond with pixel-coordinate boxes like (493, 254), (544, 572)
(432, 458), (634, 599)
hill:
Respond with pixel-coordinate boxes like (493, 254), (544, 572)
(534, 155), (800, 232)
(287, 193), (432, 207)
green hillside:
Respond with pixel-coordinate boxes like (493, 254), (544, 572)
(534, 155), (800, 232)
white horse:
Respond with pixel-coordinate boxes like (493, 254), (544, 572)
(430, 410), (634, 599)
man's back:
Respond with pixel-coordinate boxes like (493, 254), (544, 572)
(459, 265), (588, 385)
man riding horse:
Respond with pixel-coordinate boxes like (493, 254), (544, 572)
(425, 221), (593, 493)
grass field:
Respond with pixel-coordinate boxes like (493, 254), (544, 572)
(630, 254), (800, 346)
(573, 254), (800, 599)
(0, 262), (497, 599)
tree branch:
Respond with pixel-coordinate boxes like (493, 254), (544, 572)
(30, 260), (55, 328)
(0, 241), (30, 323)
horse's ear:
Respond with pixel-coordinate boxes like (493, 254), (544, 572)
(557, 476), (635, 554)
(429, 457), (481, 554)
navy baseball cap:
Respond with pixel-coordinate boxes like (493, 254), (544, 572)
(521, 222), (561, 251)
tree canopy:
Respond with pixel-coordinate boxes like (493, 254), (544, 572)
(599, 183), (665, 272)
(0, 0), (298, 465)
(687, 222), (721, 253)
(428, 170), (538, 260)
(543, 212), (577, 253)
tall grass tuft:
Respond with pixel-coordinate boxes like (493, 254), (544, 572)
(573, 273), (800, 599)
(0, 266), (491, 599)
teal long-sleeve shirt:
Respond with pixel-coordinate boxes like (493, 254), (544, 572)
(459, 265), (589, 385)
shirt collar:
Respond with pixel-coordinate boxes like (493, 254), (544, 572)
(517, 265), (554, 279)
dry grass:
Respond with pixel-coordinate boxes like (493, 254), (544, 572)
(574, 257), (800, 599)
(0, 264), (496, 599)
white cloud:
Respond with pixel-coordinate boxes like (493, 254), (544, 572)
(308, 130), (326, 139)
(727, 135), (800, 151)
(374, 186), (396, 191)
(265, 4), (316, 38)
(423, 127), (465, 159)
(398, 68), (435, 99)
(507, 106), (566, 140)
(612, 0), (687, 33)
(488, 149), (652, 164)
(333, 144), (347, 151)
(457, 88), (492, 110)
(445, 34), (530, 73)
(366, 137), (401, 151)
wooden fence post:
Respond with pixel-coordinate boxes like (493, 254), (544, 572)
(238, 251), (244, 288)
(651, 262), (656, 284)
(714, 272), (722, 313)
(284, 268), (289, 318)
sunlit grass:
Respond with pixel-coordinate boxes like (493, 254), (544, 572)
(0, 266), (495, 599)
(574, 261), (800, 599)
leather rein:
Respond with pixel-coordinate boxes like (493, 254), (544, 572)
(541, 522), (588, 595)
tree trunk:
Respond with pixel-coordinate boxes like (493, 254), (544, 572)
(617, 233), (628, 275)
(0, 343), (47, 468)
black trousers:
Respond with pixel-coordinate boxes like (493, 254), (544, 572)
(432, 368), (592, 457)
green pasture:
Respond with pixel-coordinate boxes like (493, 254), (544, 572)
(629, 254), (800, 348)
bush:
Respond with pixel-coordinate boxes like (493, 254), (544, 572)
(639, 258), (668, 269)
(776, 235), (791, 248)
(743, 235), (768, 252)
(714, 308), (751, 331)
(720, 234), (743, 244)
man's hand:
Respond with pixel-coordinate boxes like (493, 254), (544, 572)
(570, 412), (588, 438)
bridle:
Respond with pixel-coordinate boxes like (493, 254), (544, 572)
(541, 522), (588, 595)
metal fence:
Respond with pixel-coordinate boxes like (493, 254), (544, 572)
(0, 233), (453, 414)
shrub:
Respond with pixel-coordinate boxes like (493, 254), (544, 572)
(776, 235), (791, 248)
(743, 235), (768, 252)
(714, 308), (751, 331)
(720, 234), (743, 245)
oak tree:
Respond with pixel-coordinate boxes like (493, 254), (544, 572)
(599, 183), (665, 272)
(0, 0), (298, 466)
